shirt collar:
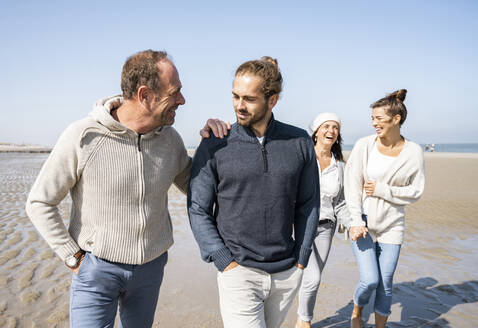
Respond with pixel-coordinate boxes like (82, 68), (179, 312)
(317, 152), (337, 174)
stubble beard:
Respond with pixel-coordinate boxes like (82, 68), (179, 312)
(159, 106), (177, 126)
(236, 103), (269, 128)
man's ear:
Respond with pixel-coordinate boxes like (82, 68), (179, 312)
(137, 86), (149, 105)
(268, 94), (279, 110)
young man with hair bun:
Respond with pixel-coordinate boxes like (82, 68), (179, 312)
(188, 56), (320, 328)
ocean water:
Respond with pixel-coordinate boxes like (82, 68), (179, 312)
(343, 143), (478, 153)
(422, 143), (478, 153)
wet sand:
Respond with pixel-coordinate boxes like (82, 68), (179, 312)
(0, 152), (477, 327)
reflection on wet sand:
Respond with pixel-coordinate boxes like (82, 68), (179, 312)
(0, 152), (477, 327)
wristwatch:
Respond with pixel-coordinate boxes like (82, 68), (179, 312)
(65, 250), (85, 269)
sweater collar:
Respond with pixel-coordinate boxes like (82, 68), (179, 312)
(235, 113), (277, 142)
(364, 134), (413, 182)
(89, 95), (164, 138)
(316, 152), (339, 176)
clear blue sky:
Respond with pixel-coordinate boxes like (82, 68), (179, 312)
(1, 0), (477, 147)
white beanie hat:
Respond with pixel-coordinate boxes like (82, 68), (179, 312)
(309, 112), (341, 135)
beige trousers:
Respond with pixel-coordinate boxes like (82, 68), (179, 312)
(217, 264), (303, 328)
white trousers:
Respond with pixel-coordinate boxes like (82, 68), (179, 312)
(297, 220), (336, 321)
(217, 264), (303, 328)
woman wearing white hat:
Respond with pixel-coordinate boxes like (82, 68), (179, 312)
(295, 113), (350, 328)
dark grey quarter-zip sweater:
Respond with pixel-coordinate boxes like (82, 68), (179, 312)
(188, 116), (320, 273)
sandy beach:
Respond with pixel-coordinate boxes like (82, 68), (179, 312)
(0, 151), (477, 327)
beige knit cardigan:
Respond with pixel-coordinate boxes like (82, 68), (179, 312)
(344, 135), (425, 244)
(26, 96), (191, 264)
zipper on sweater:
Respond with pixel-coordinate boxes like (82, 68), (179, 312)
(259, 141), (268, 173)
(137, 134), (142, 151)
(136, 136), (145, 262)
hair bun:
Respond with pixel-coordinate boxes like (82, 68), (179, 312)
(260, 56), (279, 67)
(388, 89), (407, 102)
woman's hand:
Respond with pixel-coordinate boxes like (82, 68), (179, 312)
(364, 180), (376, 196)
(349, 226), (368, 241)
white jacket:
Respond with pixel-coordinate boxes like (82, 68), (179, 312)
(344, 135), (425, 244)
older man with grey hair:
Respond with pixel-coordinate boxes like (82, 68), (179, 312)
(26, 49), (228, 328)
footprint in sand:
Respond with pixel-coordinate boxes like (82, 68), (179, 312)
(17, 217), (30, 225)
(39, 264), (58, 279)
(21, 248), (36, 261)
(39, 250), (55, 261)
(0, 276), (10, 287)
(46, 288), (61, 303)
(0, 232), (7, 244)
(7, 221), (17, 228)
(6, 232), (22, 247)
(20, 290), (41, 305)
(25, 231), (39, 244)
(1, 316), (18, 328)
(0, 300), (7, 313)
(47, 304), (69, 326)
(5, 260), (21, 271)
(0, 249), (21, 265)
(2, 228), (14, 237)
(55, 279), (71, 294)
(18, 263), (39, 289)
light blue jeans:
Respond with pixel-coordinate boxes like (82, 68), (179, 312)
(70, 251), (168, 328)
(350, 225), (401, 317)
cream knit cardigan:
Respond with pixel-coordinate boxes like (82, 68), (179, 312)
(344, 135), (425, 244)
(26, 96), (191, 264)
